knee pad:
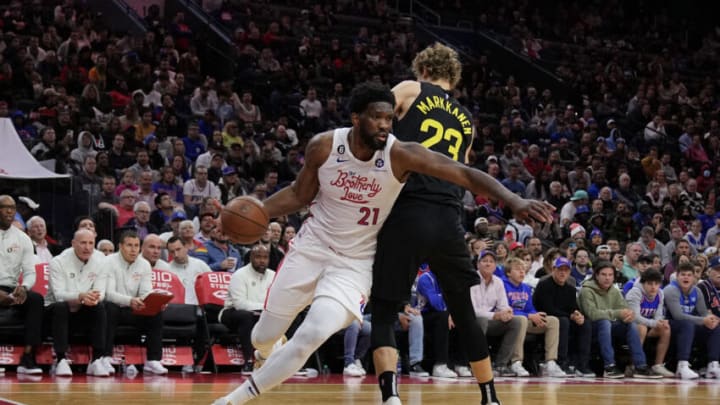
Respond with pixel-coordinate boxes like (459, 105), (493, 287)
(370, 298), (402, 349)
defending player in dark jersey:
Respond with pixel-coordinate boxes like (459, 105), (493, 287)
(371, 43), (551, 405)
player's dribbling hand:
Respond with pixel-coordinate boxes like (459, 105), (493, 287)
(509, 198), (556, 223)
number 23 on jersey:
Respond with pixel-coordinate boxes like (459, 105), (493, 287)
(419, 118), (463, 161)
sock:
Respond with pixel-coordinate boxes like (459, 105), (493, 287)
(378, 371), (398, 401)
(479, 379), (499, 404)
(226, 376), (260, 405)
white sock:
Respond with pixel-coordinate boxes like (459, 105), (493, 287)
(225, 377), (260, 405)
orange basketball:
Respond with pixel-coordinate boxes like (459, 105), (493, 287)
(221, 196), (269, 245)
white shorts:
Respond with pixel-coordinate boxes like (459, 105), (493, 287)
(264, 226), (371, 322)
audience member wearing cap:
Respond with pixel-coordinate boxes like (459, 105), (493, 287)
(470, 250), (528, 377)
(474, 217), (494, 240)
(532, 256), (594, 376)
(569, 223), (586, 240)
(596, 245), (612, 261)
(560, 190), (589, 226)
(663, 262), (720, 379)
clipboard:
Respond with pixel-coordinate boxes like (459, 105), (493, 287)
(133, 290), (174, 316)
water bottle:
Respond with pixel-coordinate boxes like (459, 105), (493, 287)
(120, 356), (127, 375)
(126, 364), (138, 378)
(396, 350), (402, 374)
(321, 364), (330, 375)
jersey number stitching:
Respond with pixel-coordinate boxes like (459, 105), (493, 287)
(358, 207), (380, 226)
(419, 118), (463, 161)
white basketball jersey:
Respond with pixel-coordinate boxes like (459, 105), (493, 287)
(301, 127), (405, 260)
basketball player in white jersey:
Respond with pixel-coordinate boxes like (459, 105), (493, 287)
(213, 83), (554, 405)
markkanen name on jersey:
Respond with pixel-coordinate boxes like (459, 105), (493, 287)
(415, 95), (473, 135)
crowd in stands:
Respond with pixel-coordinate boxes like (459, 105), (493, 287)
(0, 0), (719, 380)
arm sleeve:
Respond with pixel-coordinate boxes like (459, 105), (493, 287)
(229, 272), (263, 311)
(104, 267), (133, 307)
(49, 259), (75, 303)
(20, 237), (37, 289)
(524, 285), (538, 314)
(578, 288), (616, 321)
(470, 284), (495, 320)
(417, 275), (446, 312)
(138, 263), (153, 299)
(625, 287), (657, 328)
(663, 287), (705, 325)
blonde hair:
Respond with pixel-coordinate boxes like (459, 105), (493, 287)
(411, 42), (462, 88)
(505, 257), (526, 275)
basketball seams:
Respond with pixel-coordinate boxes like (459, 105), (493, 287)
(221, 196), (270, 244)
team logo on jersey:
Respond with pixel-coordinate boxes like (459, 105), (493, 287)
(375, 158), (384, 168)
(330, 169), (382, 204)
(337, 145), (345, 154)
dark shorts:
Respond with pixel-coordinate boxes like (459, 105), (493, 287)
(371, 199), (481, 302)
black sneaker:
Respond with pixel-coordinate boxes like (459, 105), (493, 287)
(408, 362), (429, 377)
(241, 362), (254, 375)
(633, 365), (663, 379)
(603, 365), (624, 379)
(574, 366), (595, 378)
(17, 354), (42, 375)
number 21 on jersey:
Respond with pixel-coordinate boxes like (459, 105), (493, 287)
(419, 118), (463, 161)
(357, 207), (379, 226)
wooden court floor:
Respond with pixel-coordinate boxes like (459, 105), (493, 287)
(0, 373), (718, 404)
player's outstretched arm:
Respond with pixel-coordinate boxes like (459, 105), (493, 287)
(391, 141), (555, 223)
(262, 132), (331, 218)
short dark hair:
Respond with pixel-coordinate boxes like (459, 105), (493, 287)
(348, 82), (395, 114)
(119, 230), (139, 245)
(677, 262), (695, 275)
(154, 192), (169, 207)
(593, 261), (615, 280)
(167, 236), (181, 246)
(640, 269), (663, 284)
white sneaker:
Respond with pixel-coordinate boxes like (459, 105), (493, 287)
(181, 365), (194, 373)
(651, 363), (674, 378)
(87, 359), (109, 377)
(353, 359), (367, 376)
(454, 365), (472, 377)
(676, 361), (699, 380)
(343, 363), (364, 377)
(432, 364), (458, 378)
(706, 361), (720, 379)
(143, 360), (168, 375)
(543, 360), (567, 378)
(382, 396), (402, 405)
(510, 361), (530, 377)
(55, 359), (73, 377)
(212, 397), (231, 405)
(100, 356), (116, 374)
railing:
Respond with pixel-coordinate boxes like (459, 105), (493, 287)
(392, 0), (440, 26)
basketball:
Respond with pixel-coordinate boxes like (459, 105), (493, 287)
(221, 196), (270, 245)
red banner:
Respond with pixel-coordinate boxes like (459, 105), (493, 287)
(110, 344), (145, 365)
(196, 272), (232, 306)
(211, 344), (246, 366)
(36, 343), (91, 365)
(160, 345), (193, 366)
(0, 345), (24, 365)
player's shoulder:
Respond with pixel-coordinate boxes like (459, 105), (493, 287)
(392, 80), (422, 98)
(304, 130), (336, 164)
